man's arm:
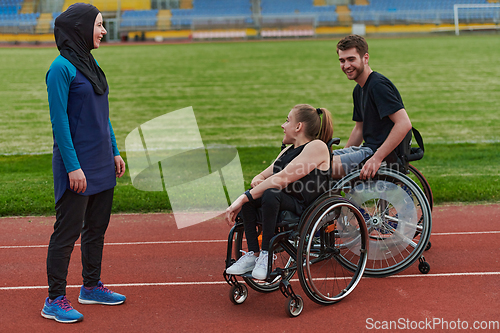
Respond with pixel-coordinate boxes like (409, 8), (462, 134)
(360, 108), (412, 179)
(345, 121), (363, 148)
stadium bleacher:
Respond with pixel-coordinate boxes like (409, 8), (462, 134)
(1, 0), (499, 43)
(121, 9), (158, 28)
(0, 0), (22, 15)
(170, 0), (252, 28)
(349, 0), (498, 24)
(0, 12), (38, 28)
(260, 0), (337, 24)
(0, 0), (40, 32)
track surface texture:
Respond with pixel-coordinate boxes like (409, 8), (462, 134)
(1, 204), (499, 332)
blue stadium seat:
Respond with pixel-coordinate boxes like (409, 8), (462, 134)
(260, 0), (337, 23)
(0, 11), (39, 29)
(170, 0), (252, 27)
(120, 9), (158, 28)
(349, 0), (493, 23)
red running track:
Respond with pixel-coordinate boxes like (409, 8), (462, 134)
(1, 204), (499, 332)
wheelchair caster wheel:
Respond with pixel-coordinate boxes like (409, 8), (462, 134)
(425, 241), (432, 251)
(285, 295), (303, 318)
(229, 284), (248, 305)
(418, 261), (430, 274)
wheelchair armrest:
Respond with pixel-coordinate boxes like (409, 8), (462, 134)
(408, 147), (424, 162)
(327, 138), (341, 150)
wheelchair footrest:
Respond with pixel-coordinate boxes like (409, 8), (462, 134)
(234, 270), (281, 284)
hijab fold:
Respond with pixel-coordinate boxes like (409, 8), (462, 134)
(54, 3), (108, 95)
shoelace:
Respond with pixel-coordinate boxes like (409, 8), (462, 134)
(233, 250), (254, 266)
(96, 284), (112, 294)
(255, 252), (277, 269)
(239, 250), (251, 256)
(55, 296), (73, 312)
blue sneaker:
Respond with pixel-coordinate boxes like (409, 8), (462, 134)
(41, 296), (83, 323)
(78, 281), (126, 305)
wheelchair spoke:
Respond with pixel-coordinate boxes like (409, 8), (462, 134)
(382, 219), (418, 248)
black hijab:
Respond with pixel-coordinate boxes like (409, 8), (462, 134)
(54, 3), (108, 95)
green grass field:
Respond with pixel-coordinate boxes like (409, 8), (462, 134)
(0, 35), (499, 216)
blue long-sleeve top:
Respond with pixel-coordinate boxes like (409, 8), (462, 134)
(46, 55), (118, 203)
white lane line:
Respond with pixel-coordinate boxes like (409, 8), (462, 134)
(0, 240), (227, 249)
(387, 271), (500, 278)
(0, 281), (227, 290)
(431, 231), (500, 236)
(2, 230), (499, 249)
(1, 271), (499, 291)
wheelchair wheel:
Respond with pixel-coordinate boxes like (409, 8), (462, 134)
(285, 296), (304, 317)
(297, 197), (368, 305)
(408, 164), (433, 211)
(334, 168), (432, 277)
(233, 227), (296, 293)
(229, 284), (248, 305)
(404, 164), (433, 250)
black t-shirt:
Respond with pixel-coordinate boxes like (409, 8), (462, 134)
(353, 71), (405, 152)
(273, 144), (330, 207)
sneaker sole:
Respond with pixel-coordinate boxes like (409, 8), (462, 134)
(41, 310), (83, 323)
(78, 297), (125, 305)
(225, 267), (255, 275)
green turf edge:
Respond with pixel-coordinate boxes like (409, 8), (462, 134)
(0, 142), (498, 217)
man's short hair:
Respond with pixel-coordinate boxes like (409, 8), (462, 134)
(337, 34), (369, 57)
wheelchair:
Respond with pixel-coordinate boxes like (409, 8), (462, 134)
(223, 191), (370, 317)
(331, 138), (433, 276)
(223, 138), (432, 316)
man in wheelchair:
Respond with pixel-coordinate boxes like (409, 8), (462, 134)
(225, 104), (334, 280)
(333, 34), (413, 180)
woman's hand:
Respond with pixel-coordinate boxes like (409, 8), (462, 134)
(225, 194), (247, 227)
(114, 155), (126, 178)
(68, 168), (87, 193)
(251, 174), (265, 188)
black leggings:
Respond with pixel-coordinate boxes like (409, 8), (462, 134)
(240, 188), (303, 252)
(46, 188), (114, 299)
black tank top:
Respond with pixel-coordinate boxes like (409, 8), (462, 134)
(273, 143), (330, 206)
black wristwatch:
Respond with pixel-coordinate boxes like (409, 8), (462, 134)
(244, 189), (255, 203)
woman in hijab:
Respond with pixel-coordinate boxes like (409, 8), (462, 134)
(42, 3), (126, 323)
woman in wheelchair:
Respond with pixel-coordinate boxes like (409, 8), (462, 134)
(225, 104), (334, 280)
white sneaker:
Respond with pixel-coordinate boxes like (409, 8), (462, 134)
(252, 251), (274, 280)
(226, 251), (257, 275)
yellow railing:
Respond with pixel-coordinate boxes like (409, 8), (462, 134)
(179, 0), (193, 10)
(62, 0), (151, 12)
(35, 13), (52, 34)
(336, 5), (352, 24)
(157, 9), (171, 30)
(313, 0), (326, 6)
